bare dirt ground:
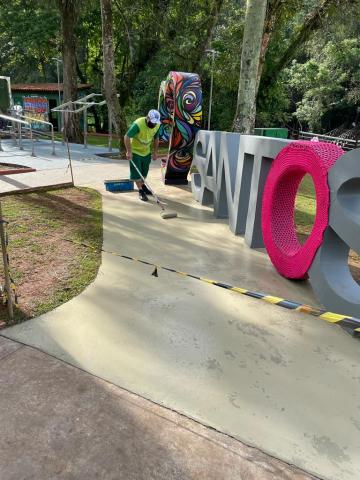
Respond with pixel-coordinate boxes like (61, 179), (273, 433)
(0, 187), (102, 325)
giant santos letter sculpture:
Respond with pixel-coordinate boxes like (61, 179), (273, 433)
(191, 130), (360, 318)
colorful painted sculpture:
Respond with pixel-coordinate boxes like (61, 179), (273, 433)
(158, 71), (202, 184)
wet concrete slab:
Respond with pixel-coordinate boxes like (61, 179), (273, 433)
(3, 143), (360, 480)
(0, 340), (316, 480)
(2, 157), (360, 480)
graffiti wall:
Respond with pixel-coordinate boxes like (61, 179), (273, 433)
(23, 96), (49, 129)
(191, 130), (360, 318)
(158, 71), (202, 185)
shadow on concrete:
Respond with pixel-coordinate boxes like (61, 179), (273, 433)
(101, 194), (318, 305)
(0, 176), (31, 188)
(0, 342), (190, 480)
(0, 336), (316, 480)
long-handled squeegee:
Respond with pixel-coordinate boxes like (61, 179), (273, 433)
(130, 159), (178, 219)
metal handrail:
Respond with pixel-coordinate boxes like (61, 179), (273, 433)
(76, 93), (103, 104)
(0, 114), (35, 156)
(299, 131), (358, 150)
(20, 114), (55, 155)
(299, 131), (357, 144)
(51, 100), (74, 112)
(52, 99), (95, 149)
(51, 94), (118, 151)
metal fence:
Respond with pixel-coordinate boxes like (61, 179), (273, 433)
(298, 131), (358, 151)
(0, 114), (35, 156)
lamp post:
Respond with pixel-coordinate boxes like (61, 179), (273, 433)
(52, 57), (63, 133)
(205, 49), (219, 131)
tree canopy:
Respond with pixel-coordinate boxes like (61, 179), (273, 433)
(0, 0), (359, 134)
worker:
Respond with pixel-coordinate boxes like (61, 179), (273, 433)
(124, 109), (161, 201)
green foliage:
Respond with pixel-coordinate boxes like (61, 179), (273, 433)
(257, 79), (291, 127)
(286, 37), (360, 131)
(0, 0), (60, 81)
(0, 0), (359, 133)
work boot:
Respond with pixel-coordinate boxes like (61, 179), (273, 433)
(142, 184), (153, 195)
(138, 188), (148, 202)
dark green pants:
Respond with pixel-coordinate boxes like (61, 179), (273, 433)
(130, 153), (151, 181)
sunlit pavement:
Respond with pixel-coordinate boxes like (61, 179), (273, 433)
(1, 141), (360, 480)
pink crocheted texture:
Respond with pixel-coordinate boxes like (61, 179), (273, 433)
(262, 141), (344, 279)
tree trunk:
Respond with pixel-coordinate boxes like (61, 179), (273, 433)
(57, 0), (83, 143)
(256, 0), (283, 94)
(233, 0), (268, 134)
(76, 57), (102, 133)
(100, 0), (127, 154)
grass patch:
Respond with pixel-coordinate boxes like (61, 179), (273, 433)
(55, 133), (169, 155)
(55, 133), (119, 149)
(294, 175), (316, 240)
(0, 187), (102, 325)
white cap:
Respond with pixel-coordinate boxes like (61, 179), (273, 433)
(147, 109), (161, 124)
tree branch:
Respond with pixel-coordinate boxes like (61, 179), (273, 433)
(263, 0), (357, 88)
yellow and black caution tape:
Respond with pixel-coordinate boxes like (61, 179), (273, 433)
(64, 238), (360, 337)
(3, 222), (360, 336)
(126, 258), (360, 336)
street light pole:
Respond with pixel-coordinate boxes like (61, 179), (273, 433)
(205, 49), (218, 131)
(52, 57), (63, 135)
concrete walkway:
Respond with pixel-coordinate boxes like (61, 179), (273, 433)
(1, 142), (360, 480)
(0, 138), (122, 193)
(0, 336), (315, 480)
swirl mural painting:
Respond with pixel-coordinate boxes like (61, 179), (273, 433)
(158, 71), (202, 184)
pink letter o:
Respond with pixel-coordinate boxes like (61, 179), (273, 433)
(262, 141), (343, 279)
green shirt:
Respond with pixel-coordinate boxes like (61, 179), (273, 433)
(126, 117), (160, 156)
